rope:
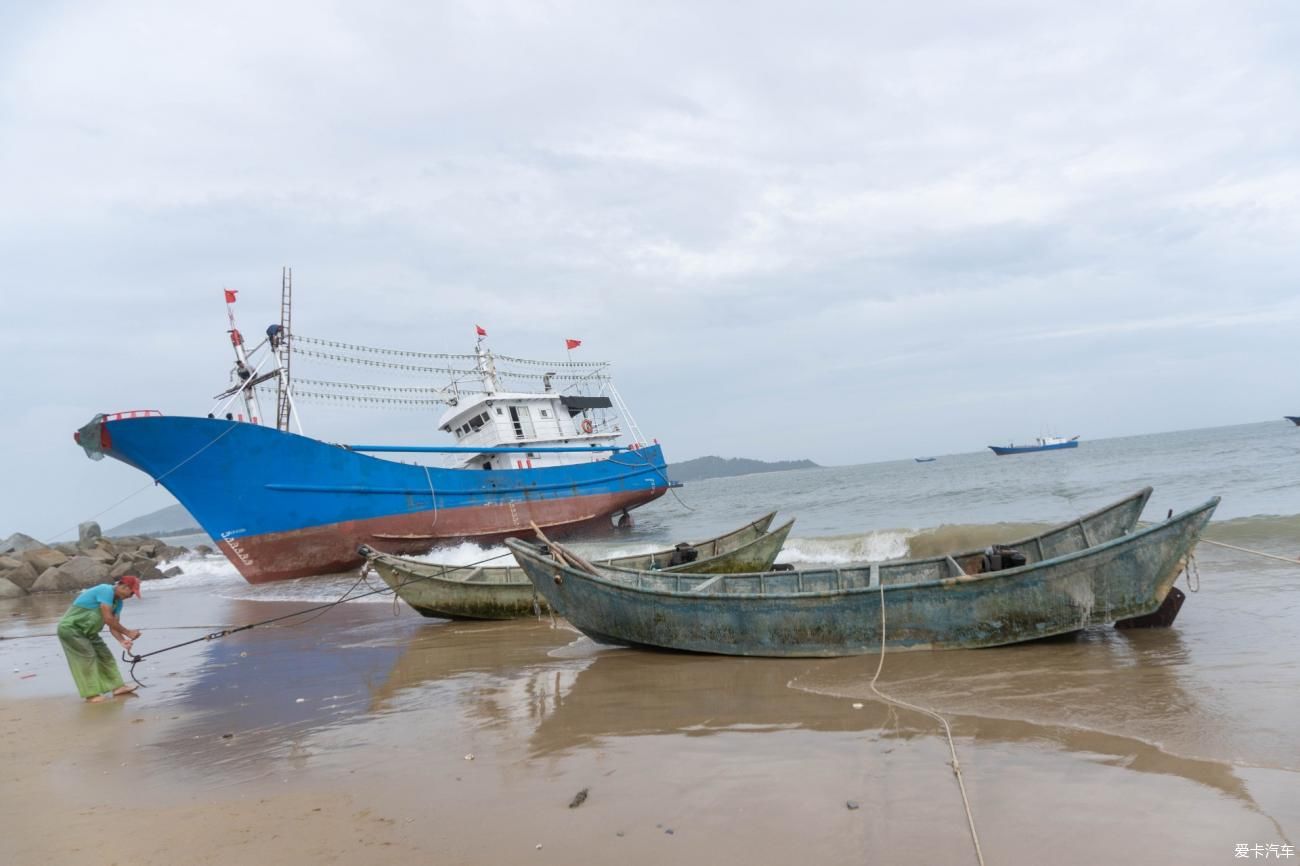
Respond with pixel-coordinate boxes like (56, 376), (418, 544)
(1201, 538), (1300, 566)
(607, 454), (696, 512)
(423, 465), (439, 529)
(0, 625), (236, 641)
(868, 580), (985, 866)
(1184, 553), (1200, 593)
(117, 548), (516, 687)
(46, 422), (242, 542)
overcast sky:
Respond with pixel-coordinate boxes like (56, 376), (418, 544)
(3, 0), (1298, 538)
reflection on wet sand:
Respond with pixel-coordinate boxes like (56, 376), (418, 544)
(501, 627), (1277, 820)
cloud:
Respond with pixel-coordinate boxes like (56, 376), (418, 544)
(2, 0), (1299, 533)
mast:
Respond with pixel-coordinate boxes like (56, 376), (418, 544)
(275, 266), (293, 431)
(224, 291), (266, 424)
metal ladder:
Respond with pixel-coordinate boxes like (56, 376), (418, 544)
(275, 266), (293, 431)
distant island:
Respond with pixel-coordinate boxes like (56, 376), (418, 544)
(107, 504), (202, 538)
(667, 456), (820, 483)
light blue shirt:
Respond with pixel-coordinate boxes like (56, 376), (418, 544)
(72, 584), (123, 617)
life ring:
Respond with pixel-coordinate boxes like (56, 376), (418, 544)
(581, 419), (594, 434)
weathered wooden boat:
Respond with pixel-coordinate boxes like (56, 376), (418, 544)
(506, 490), (1218, 657)
(989, 435), (1080, 456)
(364, 513), (793, 620)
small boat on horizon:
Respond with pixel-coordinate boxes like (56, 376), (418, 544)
(989, 435), (1080, 456)
(1285, 416), (1300, 426)
(914, 457), (937, 463)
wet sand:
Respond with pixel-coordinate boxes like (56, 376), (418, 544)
(2, 544), (1297, 866)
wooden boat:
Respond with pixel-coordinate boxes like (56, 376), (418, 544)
(363, 513), (792, 620)
(989, 435), (1080, 456)
(505, 489), (1218, 657)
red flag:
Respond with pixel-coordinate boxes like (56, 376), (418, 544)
(475, 325), (487, 336)
(565, 338), (582, 350)
(224, 289), (238, 304)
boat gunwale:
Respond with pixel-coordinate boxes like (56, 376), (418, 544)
(506, 492), (1217, 602)
(366, 510), (781, 587)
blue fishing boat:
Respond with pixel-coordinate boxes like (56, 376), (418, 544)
(74, 274), (672, 583)
(989, 435), (1079, 456)
(507, 489), (1213, 657)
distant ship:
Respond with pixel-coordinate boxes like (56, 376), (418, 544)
(989, 435), (1080, 456)
(1286, 416), (1300, 426)
(914, 457), (937, 463)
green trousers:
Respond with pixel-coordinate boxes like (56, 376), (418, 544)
(57, 605), (125, 698)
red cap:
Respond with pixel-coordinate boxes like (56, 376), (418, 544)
(117, 575), (142, 598)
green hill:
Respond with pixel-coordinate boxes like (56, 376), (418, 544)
(668, 456), (820, 482)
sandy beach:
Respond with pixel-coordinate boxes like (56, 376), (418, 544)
(3, 541), (1296, 866)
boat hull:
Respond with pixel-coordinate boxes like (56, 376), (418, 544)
(989, 440), (1079, 455)
(82, 415), (670, 583)
(369, 517), (793, 620)
(508, 495), (1216, 657)
(1286, 416), (1300, 426)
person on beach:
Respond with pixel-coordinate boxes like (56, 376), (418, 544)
(57, 575), (144, 703)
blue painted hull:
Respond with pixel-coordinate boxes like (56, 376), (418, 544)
(84, 415), (669, 582)
(989, 440), (1079, 456)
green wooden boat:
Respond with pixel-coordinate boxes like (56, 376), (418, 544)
(506, 489), (1215, 657)
(363, 512), (791, 620)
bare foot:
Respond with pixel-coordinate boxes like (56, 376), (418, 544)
(86, 695), (107, 703)
(112, 684), (139, 697)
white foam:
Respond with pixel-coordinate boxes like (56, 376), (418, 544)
(777, 531), (914, 566)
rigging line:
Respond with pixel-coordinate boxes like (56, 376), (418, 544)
(44, 421), (241, 542)
(868, 579), (985, 866)
(606, 454), (694, 512)
(1200, 538), (1300, 566)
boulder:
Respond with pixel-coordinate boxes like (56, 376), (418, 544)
(137, 542), (159, 558)
(136, 563), (167, 581)
(84, 547), (117, 565)
(0, 555), (24, 571)
(2, 532), (45, 554)
(1, 561), (40, 592)
(53, 542), (80, 556)
(162, 566), (183, 578)
(78, 521), (103, 548)
(108, 555), (138, 580)
(0, 578), (26, 599)
(195, 544), (214, 556)
(23, 547), (69, 572)
(32, 557), (110, 592)
(156, 544), (189, 563)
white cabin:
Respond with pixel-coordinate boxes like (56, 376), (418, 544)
(437, 392), (620, 470)
(432, 344), (625, 470)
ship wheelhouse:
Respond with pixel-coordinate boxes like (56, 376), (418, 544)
(437, 392), (620, 470)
